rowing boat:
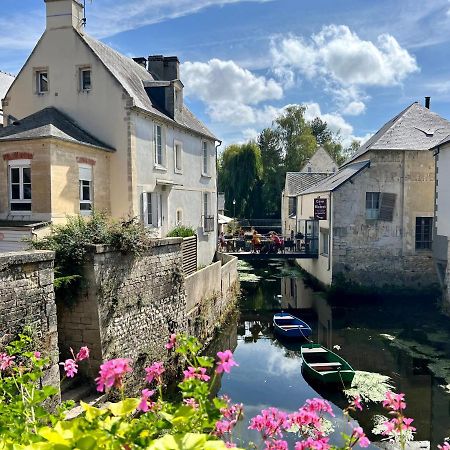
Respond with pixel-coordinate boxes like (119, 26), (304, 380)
(273, 312), (312, 339)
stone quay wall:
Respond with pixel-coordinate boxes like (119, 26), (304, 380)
(0, 251), (60, 394)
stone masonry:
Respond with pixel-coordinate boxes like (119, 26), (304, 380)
(0, 251), (60, 393)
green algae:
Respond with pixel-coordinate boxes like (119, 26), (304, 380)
(344, 371), (393, 403)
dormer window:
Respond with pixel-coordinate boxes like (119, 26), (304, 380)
(80, 68), (91, 91)
(36, 70), (49, 94)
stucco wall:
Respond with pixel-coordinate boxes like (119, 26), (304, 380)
(435, 145), (450, 238)
(0, 250), (59, 394)
(301, 147), (337, 173)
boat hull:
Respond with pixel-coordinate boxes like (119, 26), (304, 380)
(273, 313), (312, 340)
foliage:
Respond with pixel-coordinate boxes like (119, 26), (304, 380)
(0, 332), (442, 450)
(167, 225), (196, 238)
(30, 212), (152, 303)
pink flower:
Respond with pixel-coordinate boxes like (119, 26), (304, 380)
(383, 417), (416, 435)
(215, 420), (235, 436)
(95, 358), (132, 392)
(76, 346), (90, 361)
(295, 437), (330, 450)
(61, 359), (78, 378)
(33, 351), (41, 359)
(265, 440), (288, 450)
(183, 398), (199, 409)
(0, 353), (15, 371)
(137, 388), (155, 412)
(402, 417), (416, 432)
(221, 402), (244, 421)
(351, 395), (363, 411)
(352, 426), (370, 448)
(225, 443), (236, 448)
(249, 408), (289, 439)
(216, 350), (238, 374)
(438, 443), (450, 450)
(382, 391), (406, 411)
(304, 398), (335, 417)
(183, 366), (210, 382)
(165, 334), (177, 350)
(145, 362), (165, 384)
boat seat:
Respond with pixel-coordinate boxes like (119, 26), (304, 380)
(302, 348), (327, 353)
(276, 316), (294, 320)
(280, 325), (305, 329)
(308, 362), (342, 371)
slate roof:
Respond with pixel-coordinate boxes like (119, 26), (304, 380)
(0, 71), (15, 125)
(301, 160), (370, 194)
(344, 102), (450, 165)
(0, 107), (114, 151)
(431, 133), (450, 150)
(285, 172), (331, 196)
(78, 32), (217, 141)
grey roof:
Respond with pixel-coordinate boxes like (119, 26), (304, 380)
(344, 102), (450, 165)
(431, 133), (450, 150)
(285, 172), (331, 196)
(301, 160), (370, 194)
(0, 107), (114, 151)
(78, 32), (217, 141)
(0, 71), (15, 125)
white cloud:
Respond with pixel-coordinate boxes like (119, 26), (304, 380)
(342, 101), (366, 116)
(271, 25), (419, 88)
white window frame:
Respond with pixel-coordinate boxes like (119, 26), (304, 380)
(174, 140), (183, 174)
(201, 141), (210, 177)
(143, 192), (163, 228)
(320, 229), (329, 257)
(9, 160), (32, 213)
(366, 192), (380, 220)
(79, 67), (92, 92)
(154, 124), (166, 169)
(36, 69), (49, 94)
(79, 164), (93, 216)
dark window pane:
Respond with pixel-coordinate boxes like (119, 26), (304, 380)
(80, 203), (92, 211)
(11, 184), (20, 199)
(23, 168), (31, 183)
(11, 168), (19, 184)
(23, 185), (32, 200)
(82, 70), (91, 90)
(39, 72), (48, 92)
(11, 203), (31, 211)
(82, 186), (90, 200)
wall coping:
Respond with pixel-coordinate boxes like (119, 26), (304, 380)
(0, 250), (55, 266)
(185, 260), (221, 281)
(87, 237), (184, 255)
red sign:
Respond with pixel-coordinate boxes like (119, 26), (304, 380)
(314, 198), (327, 220)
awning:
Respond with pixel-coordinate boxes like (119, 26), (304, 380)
(156, 179), (183, 187)
(218, 214), (233, 224)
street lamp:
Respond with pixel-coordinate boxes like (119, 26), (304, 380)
(232, 198), (236, 220)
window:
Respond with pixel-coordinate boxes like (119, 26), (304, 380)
(143, 192), (163, 227)
(80, 68), (91, 91)
(154, 124), (164, 167)
(307, 166), (312, 173)
(176, 209), (183, 225)
(203, 192), (214, 232)
(174, 141), (182, 173)
(36, 71), (48, 94)
(202, 141), (209, 175)
(9, 162), (31, 212)
(321, 229), (329, 256)
(288, 197), (297, 217)
(366, 192), (380, 220)
(416, 217), (432, 250)
(79, 165), (93, 215)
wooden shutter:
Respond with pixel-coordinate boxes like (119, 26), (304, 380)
(142, 192), (149, 226)
(379, 193), (396, 221)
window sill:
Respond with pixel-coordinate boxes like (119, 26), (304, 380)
(154, 164), (167, 172)
(320, 253), (329, 258)
(201, 173), (212, 179)
(79, 89), (91, 94)
(36, 92), (48, 96)
(174, 169), (183, 175)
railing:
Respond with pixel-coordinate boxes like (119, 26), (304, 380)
(182, 236), (197, 276)
(203, 215), (215, 232)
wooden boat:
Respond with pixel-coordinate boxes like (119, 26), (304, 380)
(301, 343), (355, 386)
(273, 312), (312, 339)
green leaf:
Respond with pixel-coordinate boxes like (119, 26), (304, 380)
(108, 398), (139, 417)
(38, 427), (71, 446)
(196, 357), (214, 368)
(76, 436), (97, 450)
(81, 401), (104, 421)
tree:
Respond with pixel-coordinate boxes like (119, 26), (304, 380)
(310, 117), (333, 146)
(218, 142), (263, 219)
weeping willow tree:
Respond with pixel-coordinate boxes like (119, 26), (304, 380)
(218, 142), (263, 219)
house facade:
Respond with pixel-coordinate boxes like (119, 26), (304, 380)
(0, 71), (15, 126)
(281, 147), (337, 238)
(0, 0), (218, 265)
(295, 102), (450, 289)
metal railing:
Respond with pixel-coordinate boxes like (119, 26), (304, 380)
(203, 215), (215, 232)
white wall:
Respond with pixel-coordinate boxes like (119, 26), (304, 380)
(436, 145), (450, 237)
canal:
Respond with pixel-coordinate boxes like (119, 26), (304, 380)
(213, 260), (450, 448)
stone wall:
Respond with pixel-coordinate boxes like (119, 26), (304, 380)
(0, 251), (59, 393)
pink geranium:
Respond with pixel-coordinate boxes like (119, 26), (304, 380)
(295, 437), (330, 450)
(33, 351), (41, 359)
(215, 419), (235, 436)
(76, 346), (90, 361)
(249, 407), (289, 440)
(95, 358), (132, 392)
(145, 362), (165, 384)
(438, 443), (450, 450)
(351, 395), (363, 411)
(183, 398), (199, 409)
(352, 426), (370, 448)
(165, 334), (177, 350)
(183, 366), (210, 382)
(382, 391), (406, 411)
(304, 398), (335, 417)
(61, 359), (78, 378)
(265, 440), (288, 450)
(137, 388), (155, 413)
(216, 350), (238, 374)
(0, 353), (15, 371)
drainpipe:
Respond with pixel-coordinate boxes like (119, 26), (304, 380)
(328, 193), (332, 272)
(400, 151), (405, 256)
(215, 140), (222, 254)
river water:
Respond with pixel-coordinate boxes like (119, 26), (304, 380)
(213, 260), (450, 448)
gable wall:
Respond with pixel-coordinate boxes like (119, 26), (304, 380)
(301, 147), (337, 173)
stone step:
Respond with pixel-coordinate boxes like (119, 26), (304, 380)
(61, 382), (95, 403)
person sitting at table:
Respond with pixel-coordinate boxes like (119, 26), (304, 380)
(270, 232), (283, 253)
(251, 231), (261, 253)
(218, 232), (226, 251)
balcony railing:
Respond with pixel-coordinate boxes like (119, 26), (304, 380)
(203, 215), (215, 232)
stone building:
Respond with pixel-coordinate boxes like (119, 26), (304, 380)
(0, 0), (219, 265)
(281, 146), (337, 238)
(0, 71), (14, 126)
(295, 101), (450, 289)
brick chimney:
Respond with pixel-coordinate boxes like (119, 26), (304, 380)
(45, 0), (84, 31)
(147, 55), (180, 81)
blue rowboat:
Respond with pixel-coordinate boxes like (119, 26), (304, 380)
(273, 312), (312, 339)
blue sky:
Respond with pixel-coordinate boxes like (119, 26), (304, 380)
(2, 0), (450, 147)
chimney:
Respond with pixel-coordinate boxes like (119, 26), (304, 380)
(147, 55), (180, 81)
(147, 55), (165, 80)
(133, 57), (147, 69)
(425, 96), (431, 109)
(45, 0), (84, 31)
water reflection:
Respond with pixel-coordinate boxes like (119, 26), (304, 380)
(215, 261), (450, 447)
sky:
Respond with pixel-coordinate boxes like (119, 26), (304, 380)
(2, 0), (450, 147)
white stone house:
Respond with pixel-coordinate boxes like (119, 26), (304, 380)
(0, 71), (15, 126)
(281, 147), (337, 238)
(295, 102), (450, 289)
(0, 0), (219, 265)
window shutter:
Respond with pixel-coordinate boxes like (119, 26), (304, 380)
(142, 192), (148, 225)
(379, 193), (396, 221)
(157, 194), (162, 227)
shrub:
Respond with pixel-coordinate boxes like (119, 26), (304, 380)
(167, 225), (196, 238)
